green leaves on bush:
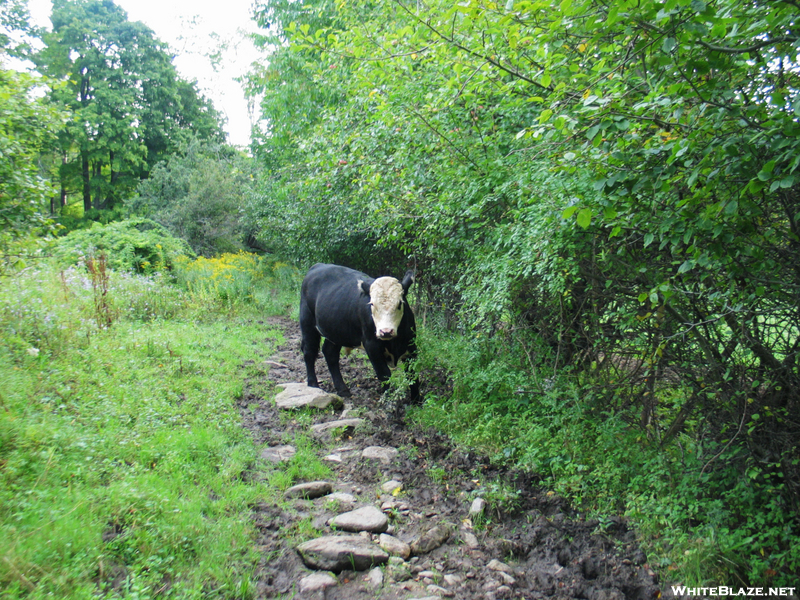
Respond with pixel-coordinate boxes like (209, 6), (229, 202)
(50, 218), (195, 273)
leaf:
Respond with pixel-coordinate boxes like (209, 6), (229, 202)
(540, 72), (552, 88)
(644, 232), (655, 247)
(662, 37), (677, 53)
(576, 208), (592, 229)
(562, 205), (579, 219)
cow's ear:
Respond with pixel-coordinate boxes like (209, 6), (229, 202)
(401, 270), (415, 294)
(358, 279), (371, 296)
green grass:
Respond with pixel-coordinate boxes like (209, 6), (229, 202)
(0, 261), (290, 598)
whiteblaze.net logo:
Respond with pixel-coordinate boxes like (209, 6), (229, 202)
(671, 586), (797, 597)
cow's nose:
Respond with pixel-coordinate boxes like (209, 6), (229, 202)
(378, 328), (395, 339)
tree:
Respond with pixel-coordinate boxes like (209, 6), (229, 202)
(34, 0), (225, 214)
(130, 138), (254, 256)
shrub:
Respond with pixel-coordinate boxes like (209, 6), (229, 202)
(49, 218), (195, 273)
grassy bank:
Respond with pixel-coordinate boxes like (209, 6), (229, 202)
(409, 325), (799, 587)
(0, 256), (299, 598)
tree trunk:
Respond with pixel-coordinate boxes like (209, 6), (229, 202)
(82, 151), (91, 212)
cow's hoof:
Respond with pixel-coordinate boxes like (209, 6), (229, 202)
(337, 388), (352, 398)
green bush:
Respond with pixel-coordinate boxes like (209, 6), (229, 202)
(49, 218), (195, 273)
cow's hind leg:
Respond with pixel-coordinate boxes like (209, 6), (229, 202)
(322, 339), (351, 397)
(300, 304), (321, 388)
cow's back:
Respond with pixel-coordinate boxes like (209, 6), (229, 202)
(301, 264), (373, 346)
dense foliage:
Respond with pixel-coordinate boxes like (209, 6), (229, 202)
(50, 218), (195, 273)
(130, 140), (254, 256)
(0, 68), (66, 271)
(247, 0), (800, 584)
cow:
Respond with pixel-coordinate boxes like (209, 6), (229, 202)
(299, 263), (420, 402)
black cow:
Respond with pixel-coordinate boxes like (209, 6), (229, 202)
(299, 263), (420, 402)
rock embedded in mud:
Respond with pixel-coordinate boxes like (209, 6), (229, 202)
(367, 566), (383, 588)
(462, 531), (480, 548)
(486, 559), (514, 574)
(285, 481), (333, 499)
(296, 535), (389, 572)
(323, 492), (358, 511)
(298, 572), (338, 594)
(362, 446), (399, 464)
(260, 445), (296, 463)
(469, 497), (486, 517)
(379, 533), (411, 559)
(329, 505), (388, 533)
(381, 479), (403, 494)
(274, 383), (343, 410)
(410, 524), (451, 556)
(310, 418), (364, 438)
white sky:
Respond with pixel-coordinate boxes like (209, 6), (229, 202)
(28, 0), (262, 147)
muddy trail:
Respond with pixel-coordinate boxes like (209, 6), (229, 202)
(238, 316), (672, 600)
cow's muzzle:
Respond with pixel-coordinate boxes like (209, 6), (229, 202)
(377, 328), (396, 340)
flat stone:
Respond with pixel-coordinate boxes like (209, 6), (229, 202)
(411, 524), (451, 556)
(362, 446), (399, 464)
(311, 418), (364, 438)
(322, 493), (358, 512)
(487, 559), (514, 574)
(462, 531), (479, 548)
(428, 584), (454, 597)
(285, 481), (333, 499)
(379, 533), (411, 559)
(298, 572), (338, 593)
(329, 505), (388, 533)
(260, 445), (296, 463)
(274, 383), (343, 410)
(367, 566), (384, 588)
(381, 480), (403, 494)
(296, 535), (389, 572)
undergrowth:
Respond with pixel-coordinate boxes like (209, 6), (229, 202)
(409, 325), (800, 587)
(0, 257), (296, 599)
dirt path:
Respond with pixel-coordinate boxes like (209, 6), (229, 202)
(238, 316), (671, 600)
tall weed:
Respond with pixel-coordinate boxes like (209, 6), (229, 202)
(173, 252), (299, 316)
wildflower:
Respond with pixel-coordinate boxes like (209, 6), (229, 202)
(27, 347), (40, 357)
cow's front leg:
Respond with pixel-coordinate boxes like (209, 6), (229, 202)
(300, 316), (321, 389)
(364, 342), (393, 394)
(322, 339), (351, 397)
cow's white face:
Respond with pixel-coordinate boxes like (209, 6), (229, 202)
(367, 277), (405, 340)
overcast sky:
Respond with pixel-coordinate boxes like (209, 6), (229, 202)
(28, 0), (262, 147)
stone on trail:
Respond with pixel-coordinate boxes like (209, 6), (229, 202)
(298, 572), (338, 594)
(274, 383), (343, 410)
(310, 418), (364, 438)
(260, 445), (296, 463)
(381, 479), (403, 494)
(329, 505), (388, 533)
(322, 492), (358, 511)
(487, 558), (514, 574)
(285, 481), (333, 499)
(362, 446), (399, 464)
(379, 533), (411, 559)
(411, 524), (451, 556)
(367, 566), (384, 588)
(469, 497), (487, 518)
(296, 535), (389, 572)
